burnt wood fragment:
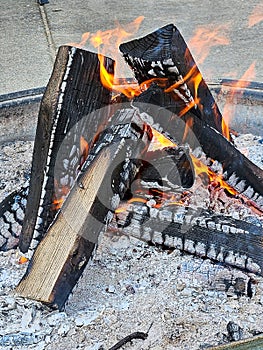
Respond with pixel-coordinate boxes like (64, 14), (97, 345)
(20, 46), (115, 253)
(120, 24), (223, 133)
(114, 201), (263, 276)
(16, 109), (151, 309)
(136, 146), (194, 190)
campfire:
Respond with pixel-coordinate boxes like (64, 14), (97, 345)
(0, 20), (262, 311)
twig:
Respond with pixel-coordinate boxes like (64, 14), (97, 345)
(108, 323), (153, 350)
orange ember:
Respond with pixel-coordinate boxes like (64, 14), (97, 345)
(80, 135), (89, 168)
(221, 62), (256, 139)
(188, 24), (230, 65)
(248, 2), (263, 27)
(18, 256), (29, 265)
(52, 185), (70, 211)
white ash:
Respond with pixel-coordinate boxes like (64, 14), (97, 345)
(0, 140), (33, 200)
(0, 133), (262, 350)
(232, 133), (263, 169)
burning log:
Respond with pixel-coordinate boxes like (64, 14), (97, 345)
(20, 46), (115, 253)
(113, 201), (263, 275)
(16, 110), (152, 309)
(119, 24), (263, 208)
(119, 23), (224, 133)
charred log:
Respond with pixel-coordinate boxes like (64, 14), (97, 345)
(20, 46), (115, 253)
(16, 109), (152, 309)
(0, 184), (28, 251)
(113, 201), (263, 276)
(119, 23), (223, 133)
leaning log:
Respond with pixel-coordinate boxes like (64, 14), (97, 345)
(119, 23), (224, 133)
(16, 109), (151, 309)
(20, 46), (115, 253)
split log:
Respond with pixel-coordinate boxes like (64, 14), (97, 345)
(113, 201), (263, 276)
(119, 23), (224, 133)
(20, 46), (115, 253)
(16, 109), (152, 309)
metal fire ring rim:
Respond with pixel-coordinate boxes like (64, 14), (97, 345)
(0, 79), (263, 110)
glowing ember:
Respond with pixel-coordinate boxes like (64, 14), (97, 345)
(248, 2), (263, 27)
(52, 185), (70, 211)
(79, 136), (89, 168)
(18, 256), (29, 265)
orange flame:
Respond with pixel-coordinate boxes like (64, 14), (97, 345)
(149, 128), (177, 151)
(188, 24), (230, 65)
(80, 136), (89, 168)
(182, 116), (194, 142)
(248, 2), (263, 27)
(191, 155), (237, 195)
(165, 65), (202, 116)
(221, 62), (256, 139)
(72, 17), (145, 98)
(52, 185), (70, 211)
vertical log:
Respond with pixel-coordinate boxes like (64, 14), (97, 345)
(20, 46), (115, 253)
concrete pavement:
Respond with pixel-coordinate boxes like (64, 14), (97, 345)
(1, 0), (263, 95)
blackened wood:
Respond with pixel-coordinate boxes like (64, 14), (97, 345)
(119, 24), (223, 133)
(114, 201), (263, 276)
(133, 84), (263, 208)
(0, 184), (28, 251)
(20, 46), (115, 253)
(109, 331), (148, 350)
(136, 146), (194, 189)
(16, 109), (151, 309)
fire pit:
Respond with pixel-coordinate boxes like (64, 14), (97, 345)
(0, 23), (263, 350)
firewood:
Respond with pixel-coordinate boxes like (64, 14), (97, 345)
(20, 46), (115, 253)
(113, 201), (263, 276)
(16, 109), (151, 309)
(119, 24), (224, 133)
